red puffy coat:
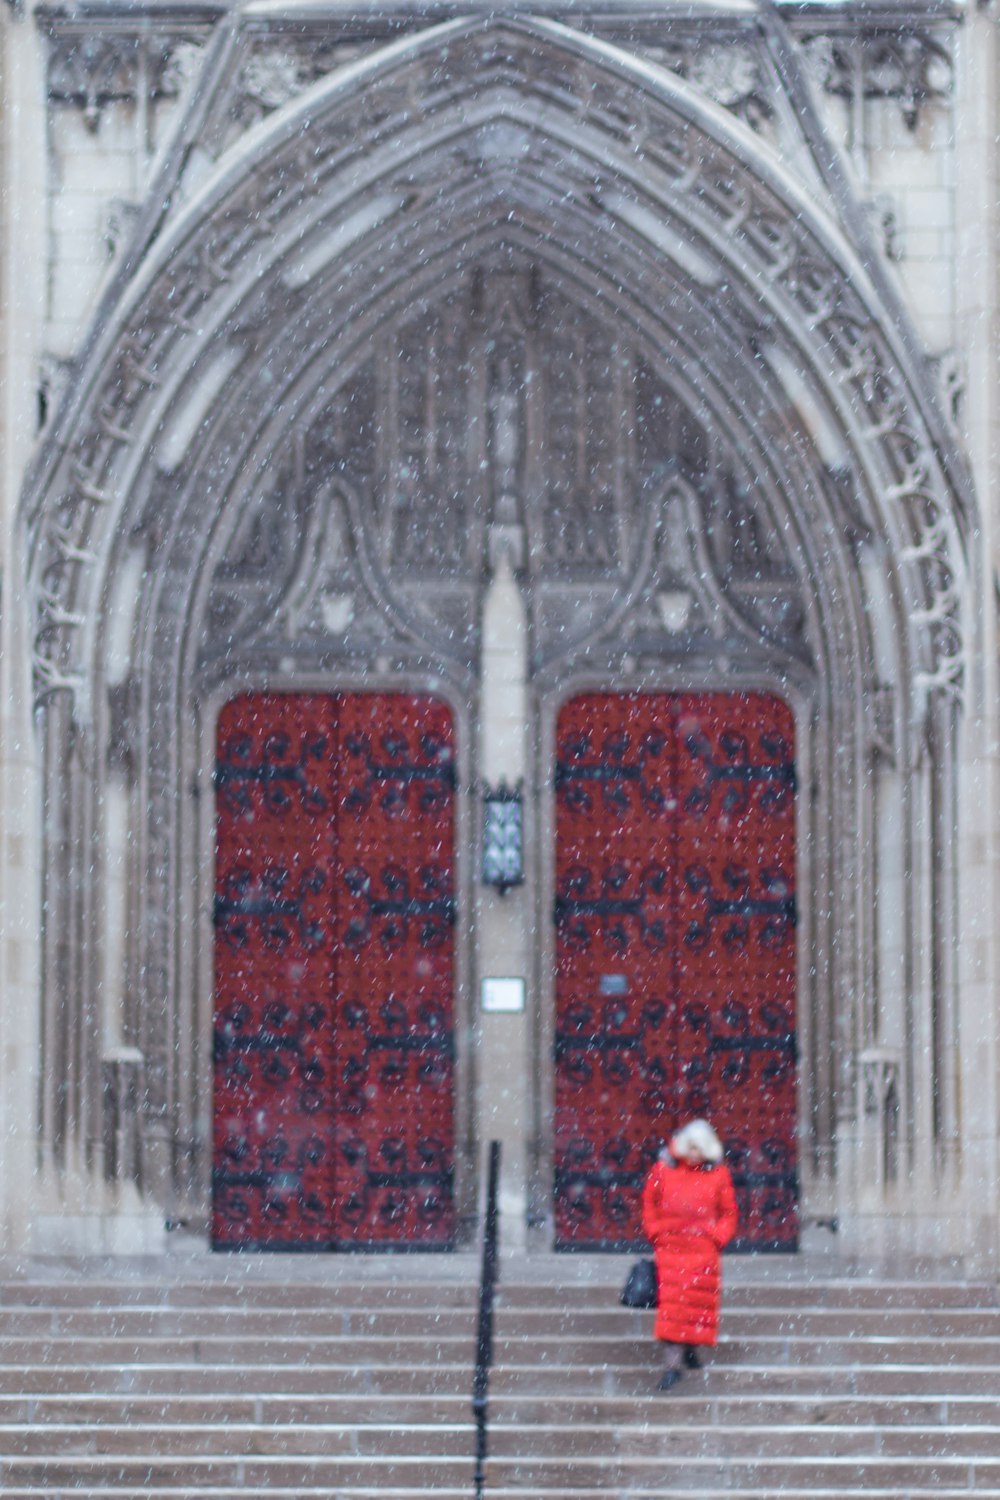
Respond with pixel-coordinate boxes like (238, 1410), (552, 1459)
(641, 1157), (739, 1345)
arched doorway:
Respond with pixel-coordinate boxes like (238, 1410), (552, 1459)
(20, 15), (970, 1256)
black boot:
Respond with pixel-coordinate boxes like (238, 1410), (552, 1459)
(657, 1367), (683, 1391)
(682, 1345), (702, 1370)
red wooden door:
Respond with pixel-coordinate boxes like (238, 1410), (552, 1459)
(212, 692), (456, 1250)
(554, 692), (797, 1251)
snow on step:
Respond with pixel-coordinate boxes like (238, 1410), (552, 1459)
(0, 1257), (998, 1495)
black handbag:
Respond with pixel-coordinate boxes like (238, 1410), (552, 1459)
(620, 1256), (657, 1309)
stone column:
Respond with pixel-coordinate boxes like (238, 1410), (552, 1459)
(953, 8), (1000, 1274)
(0, 7), (49, 1251)
(475, 547), (531, 1252)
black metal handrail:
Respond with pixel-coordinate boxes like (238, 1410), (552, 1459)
(472, 1140), (501, 1500)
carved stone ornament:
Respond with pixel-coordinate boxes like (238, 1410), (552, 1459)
(231, 38), (379, 126)
(801, 28), (953, 131)
(932, 350), (965, 432)
(46, 30), (208, 131)
(47, 34), (141, 129)
(239, 50), (305, 112)
(37, 353), (73, 434)
(105, 198), (141, 259)
(156, 40), (206, 100)
(859, 1046), (901, 1187)
(661, 38), (775, 131)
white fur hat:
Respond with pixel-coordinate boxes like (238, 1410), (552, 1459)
(671, 1118), (724, 1164)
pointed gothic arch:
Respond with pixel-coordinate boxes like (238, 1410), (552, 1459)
(20, 13), (973, 1244)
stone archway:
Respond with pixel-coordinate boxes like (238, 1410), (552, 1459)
(20, 14), (972, 1250)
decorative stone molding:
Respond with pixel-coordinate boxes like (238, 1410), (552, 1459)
(36, 353), (73, 434)
(641, 37), (775, 131)
(228, 25), (775, 133)
(860, 1046), (901, 1189)
(867, 193), (902, 264)
(47, 33), (139, 127)
(801, 27), (953, 132)
(932, 351), (965, 432)
(102, 1048), (145, 1187)
(105, 679), (139, 776)
(157, 39), (205, 98)
(870, 684), (897, 765)
(46, 28), (208, 131)
(232, 38), (377, 125)
(105, 198), (140, 259)
(27, 16), (969, 715)
(239, 48), (304, 112)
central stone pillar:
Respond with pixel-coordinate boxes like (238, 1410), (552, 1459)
(475, 546), (531, 1251)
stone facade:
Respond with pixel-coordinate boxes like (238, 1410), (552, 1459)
(0, 0), (997, 1267)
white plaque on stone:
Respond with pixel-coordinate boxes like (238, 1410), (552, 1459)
(481, 977), (525, 1013)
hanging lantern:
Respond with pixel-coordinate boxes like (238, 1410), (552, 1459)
(481, 780), (524, 894)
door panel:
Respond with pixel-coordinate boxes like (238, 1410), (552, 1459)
(212, 692), (456, 1250)
(331, 695), (457, 1247)
(554, 692), (797, 1251)
(213, 694), (337, 1250)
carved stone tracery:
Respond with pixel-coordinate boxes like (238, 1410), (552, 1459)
(801, 27), (953, 132)
(46, 29), (208, 131)
(200, 269), (808, 690)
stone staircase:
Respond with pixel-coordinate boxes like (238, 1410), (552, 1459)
(0, 1253), (998, 1497)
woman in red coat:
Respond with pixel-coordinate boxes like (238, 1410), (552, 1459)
(641, 1118), (738, 1390)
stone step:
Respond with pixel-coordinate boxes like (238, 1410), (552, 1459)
(481, 1456), (1000, 1489)
(3, 1356), (1000, 1398)
(0, 1312), (490, 1345)
(2, 1259), (998, 1496)
(0, 1334), (474, 1364)
(0, 1330), (991, 1368)
(0, 1284), (478, 1312)
(0, 1422), (473, 1458)
(0, 1363), (473, 1396)
(500, 1307), (1000, 1334)
(499, 1280), (999, 1311)
(493, 1363), (1000, 1397)
(491, 1334), (1000, 1365)
(4, 1391), (998, 1426)
(0, 1308), (475, 1337)
(0, 1276), (992, 1310)
(4, 1454), (1000, 1489)
(0, 1304), (994, 1339)
(3, 1419), (1000, 1460)
(0, 1492), (988, 1500)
